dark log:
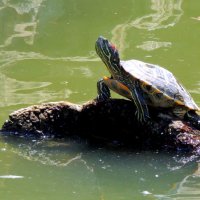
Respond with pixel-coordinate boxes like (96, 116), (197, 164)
(1, 99), (200, 152)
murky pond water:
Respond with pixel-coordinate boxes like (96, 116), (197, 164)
(0, 0), (200, 199)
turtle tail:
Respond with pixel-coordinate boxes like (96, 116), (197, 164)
(185, 110), (200, 129)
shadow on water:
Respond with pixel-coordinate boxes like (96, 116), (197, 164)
(0, 132), (200, 199)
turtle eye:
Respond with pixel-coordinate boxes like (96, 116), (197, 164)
(113, 57), (119, 63)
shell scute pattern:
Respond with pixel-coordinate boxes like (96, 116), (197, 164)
(121, 59), (199, 111)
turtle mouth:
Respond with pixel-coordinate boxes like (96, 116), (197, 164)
(96, 36), (107, 43)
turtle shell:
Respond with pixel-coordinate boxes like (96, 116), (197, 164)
(120, 59), (200, 111)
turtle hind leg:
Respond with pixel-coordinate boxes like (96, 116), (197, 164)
(185, 110), (200, 129)
(96, 78), (111, 101)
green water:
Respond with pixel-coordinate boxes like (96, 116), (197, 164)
(0, 0), (200, 199)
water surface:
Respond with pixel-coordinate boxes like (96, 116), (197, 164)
(0, 0), (200, 199)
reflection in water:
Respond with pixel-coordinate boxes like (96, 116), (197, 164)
(0, 0), (44, 47)
(191, 16), (200, 21)
(0, 0), (99, 108)
(0, 175), (24, 179)
(0, 71), (76, 107)
(0, 22), (37, 47)
(0, 0), (44, 14)
(0, 49), (96, 107)
(153, 153), (200, 199)
(73, 67), (93, 77)
(111, 21), (130, 57)
(0, 0), (200, 199)
(156, 163), (200, 200)
(0, 72), (54, 107)
(189, 82), (200, 96)
(131, 0), (183, 30)
(1, 134), (199, 200)
(137, 41), (172, 51)
(0, 0), (99, 64)
(111, 0), (183, 55)
(1, 136), (93, 169)
(173, 168), (200, 199)
(0, 50), (99, 69)
(0, 49), (97, 106)
(15, 145), (84, 168)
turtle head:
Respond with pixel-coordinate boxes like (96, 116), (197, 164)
(95, 36), (121, 75)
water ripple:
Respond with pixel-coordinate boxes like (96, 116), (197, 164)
(0, 72), (73, 107)
(111, 0), (183, 55)
(137, 40), (172, 51)
(0, 50), (99, 69)
(131, 0), (183, 31)
(0, 175), (24, 179)
(0, 0), (45, 15)
(0, 0), (45, 47)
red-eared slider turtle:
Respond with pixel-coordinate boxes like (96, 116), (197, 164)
(95, 36), (200, 125)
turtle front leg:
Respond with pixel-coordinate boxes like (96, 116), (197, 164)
(131, 80), (150, 123)
(97, 78), (111, 101)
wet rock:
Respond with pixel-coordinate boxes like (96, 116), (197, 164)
(1, 99), (200, 152)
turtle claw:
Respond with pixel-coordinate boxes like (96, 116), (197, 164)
(97, 78), (111, 102)
(96, 94), (109, 102)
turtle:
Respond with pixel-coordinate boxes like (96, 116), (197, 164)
(95, 36), (200, 125)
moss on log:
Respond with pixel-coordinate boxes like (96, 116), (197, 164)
(1, 99), (200, 152)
